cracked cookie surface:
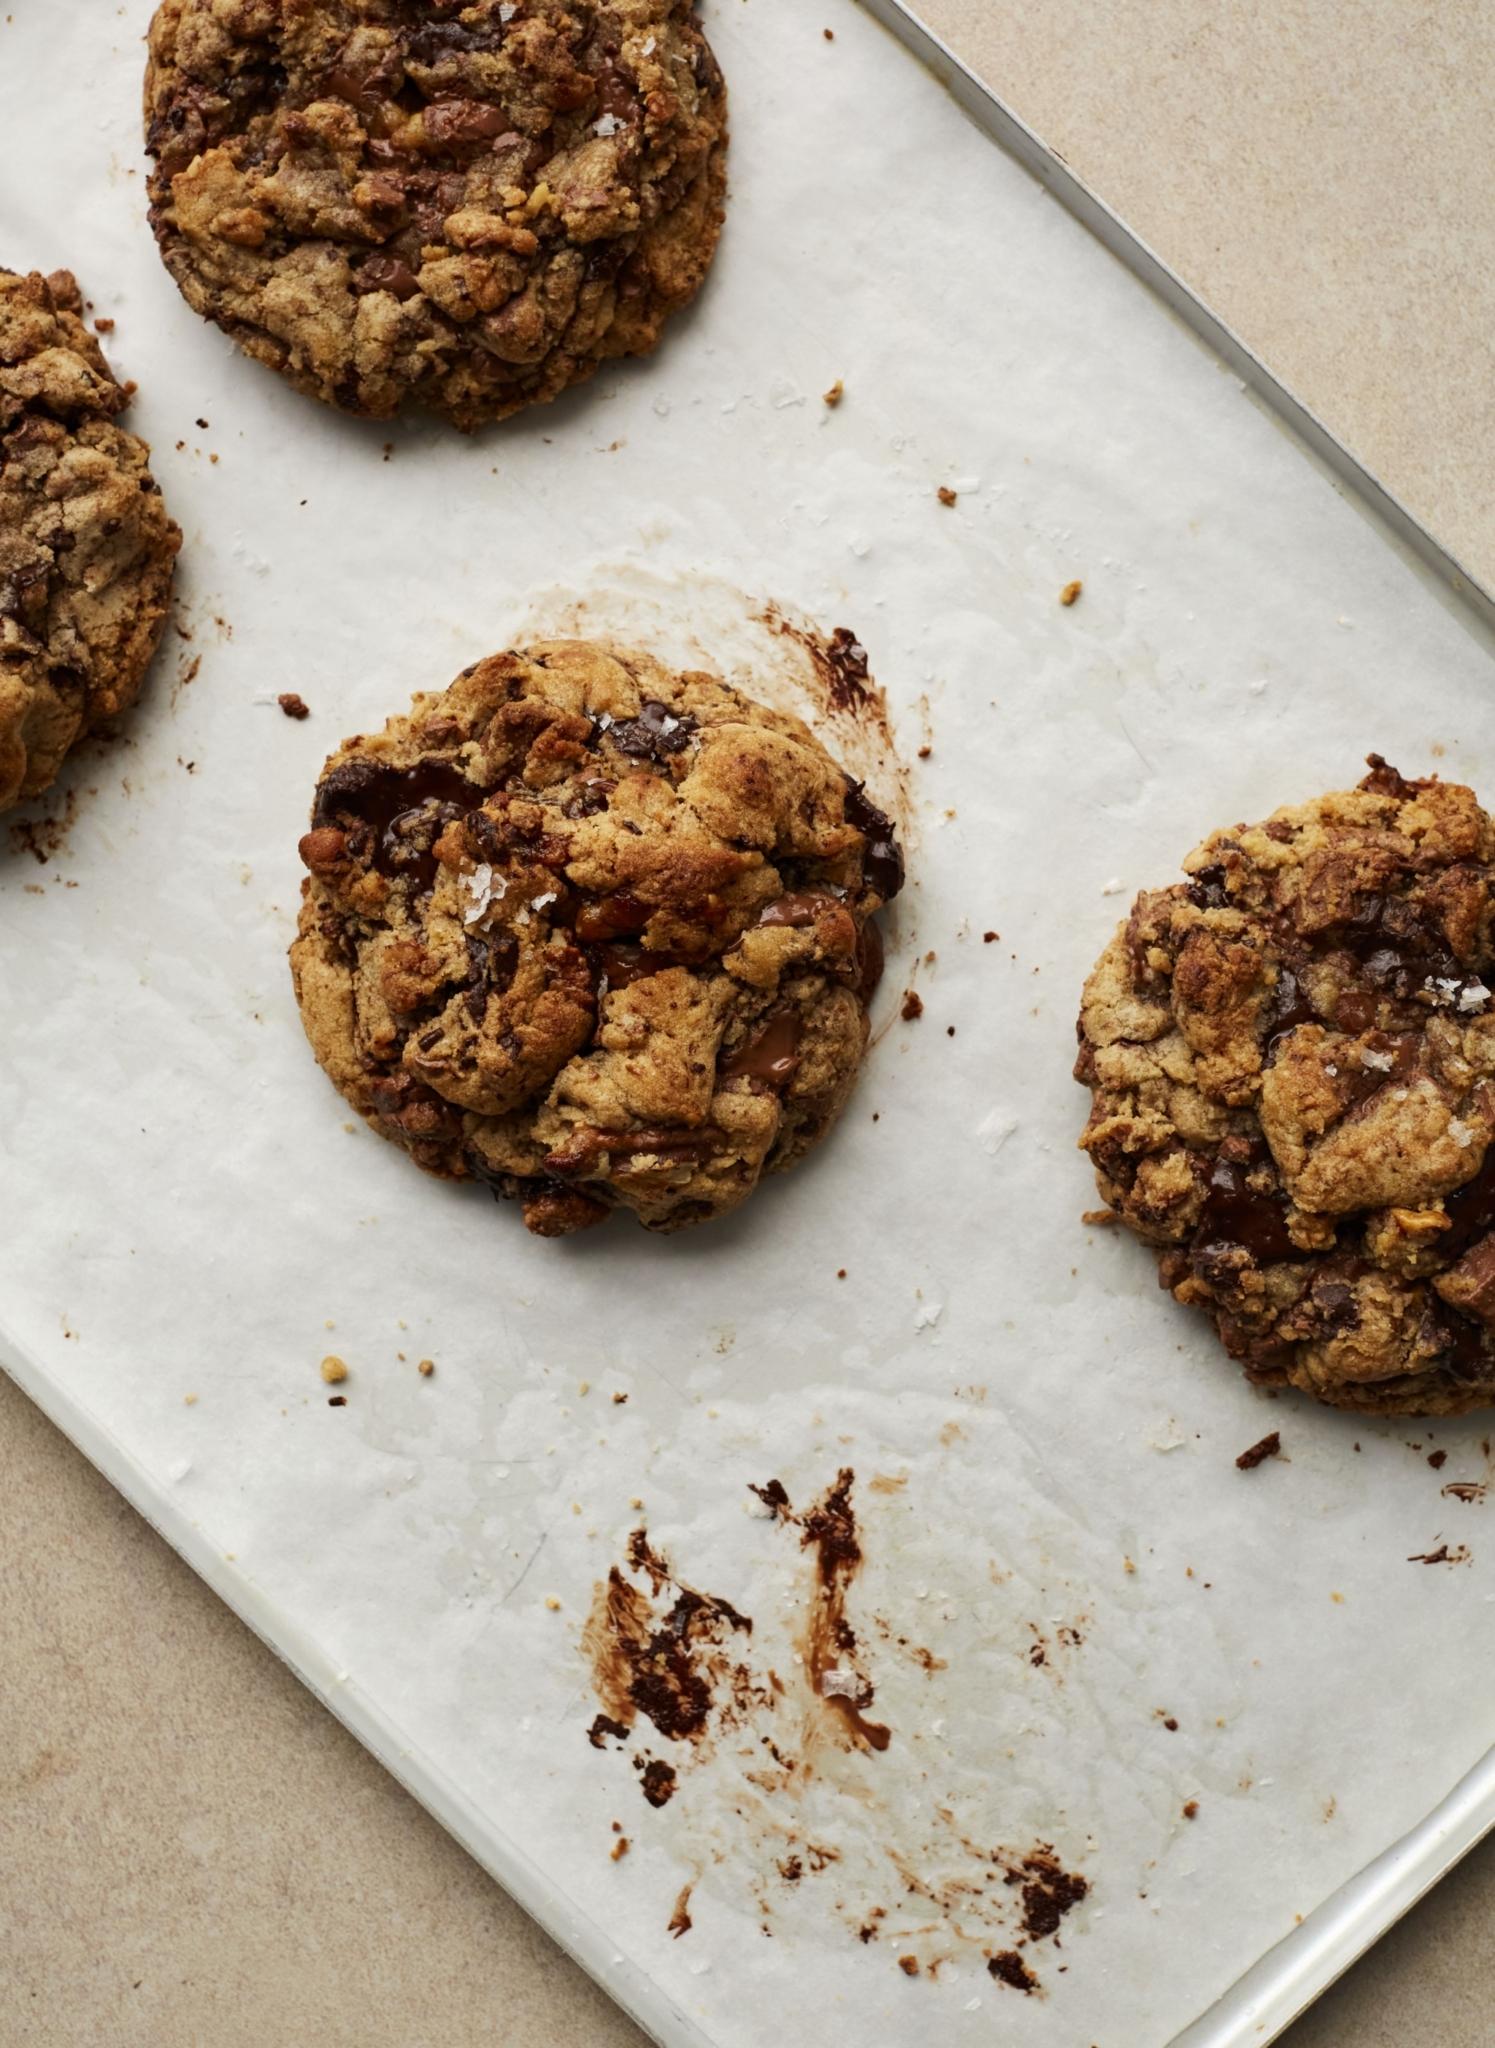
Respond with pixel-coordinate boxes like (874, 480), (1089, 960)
(1075, 758), (1495, 1416)
(291, 639), (902, 1234)
(144, 0), (727, 429)
(0, 268), (180, 811)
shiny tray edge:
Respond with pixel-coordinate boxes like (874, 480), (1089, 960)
(863, 0), (1495, 648)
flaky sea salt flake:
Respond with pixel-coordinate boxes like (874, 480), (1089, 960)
(462, 863), (503, 925)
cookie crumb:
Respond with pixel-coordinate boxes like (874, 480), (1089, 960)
(898, 1955), (920, 1977)
(822, 378), (844, 407)
(1235, 1431), (1282, 1471)
(937, 485), (957, 507)
(578, 1379), (591, 1396)
(982, 930), (999, 943)
(1182, 1799), (1199, 1820)
(611, 1390), (628, 1404)
(320, 1355), (347, 1384)
(277, 692), (310, 720)
(988, 1950), (1037, 1994)
(418, 1358), (434, 1377)
(1060, 579), (1083, 606)
(1428, 1448), (1448, 1469)
(837, 1268), (847, 1280)
(917, 743), (932, 759)
(1082, 1208), (1117, 1227)
(545, 1596), (562, 1611)
(94, 316), (115, 334)
(327, 1394), (347, 1407)
(183, 1393), (198, 1406)
(823, 25), (834, 37)
(610, 1836), (630, 1861)
(901, 990), (924, 1021)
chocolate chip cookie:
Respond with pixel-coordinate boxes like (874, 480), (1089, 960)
(0, 269), (180, 812)
(1076, 759), (1495, 1416)
(144, 0), (727, 429)
(291, 640), (902, 1233)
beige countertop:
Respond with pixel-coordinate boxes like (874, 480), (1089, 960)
(5, 5), (1494, 2044)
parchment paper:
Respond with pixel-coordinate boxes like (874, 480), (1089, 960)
(4, 3), (1495, 2043)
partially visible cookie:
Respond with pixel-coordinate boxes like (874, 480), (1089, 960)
(143, 0), (727, 429)
(0, 269), (180, 811)
(1076, 758), (1495, 1417)
(290, 640), (902, 1234)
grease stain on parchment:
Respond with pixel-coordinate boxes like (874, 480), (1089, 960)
(582, 1469), (1091, 1989)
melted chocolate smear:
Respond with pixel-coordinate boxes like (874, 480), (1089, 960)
(791, 1469), (892, 1753)
(750, 1478), (792, 1518)
(822, 627), (874, 713)
(720, 1012), (803, 1087)
(587, 1713), (629, 1750)
(313, 758), (478, 891)
(843, 781), (905, 903)
(1193, 1155), (1297, 1264)
(582, 1536), (753, 1757)
(605, 700), (698, 764)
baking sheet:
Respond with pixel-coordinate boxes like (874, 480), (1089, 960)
(4, 3), (1495, 2043)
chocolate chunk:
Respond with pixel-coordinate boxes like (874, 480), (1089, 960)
(604, 699), (698, 763)
(312, 757), (478, 890)
(1435, 1233), (1495, 1326)
(1186, 863), (1231, 911)
(719, 1012), (803, 1087)
(1192, 1155), (1296, 1265)
(423, 96), (515, 144)
(355, 253), (422, 301)
(843, 780), (905, 902)
(756, 889), (843, 928)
